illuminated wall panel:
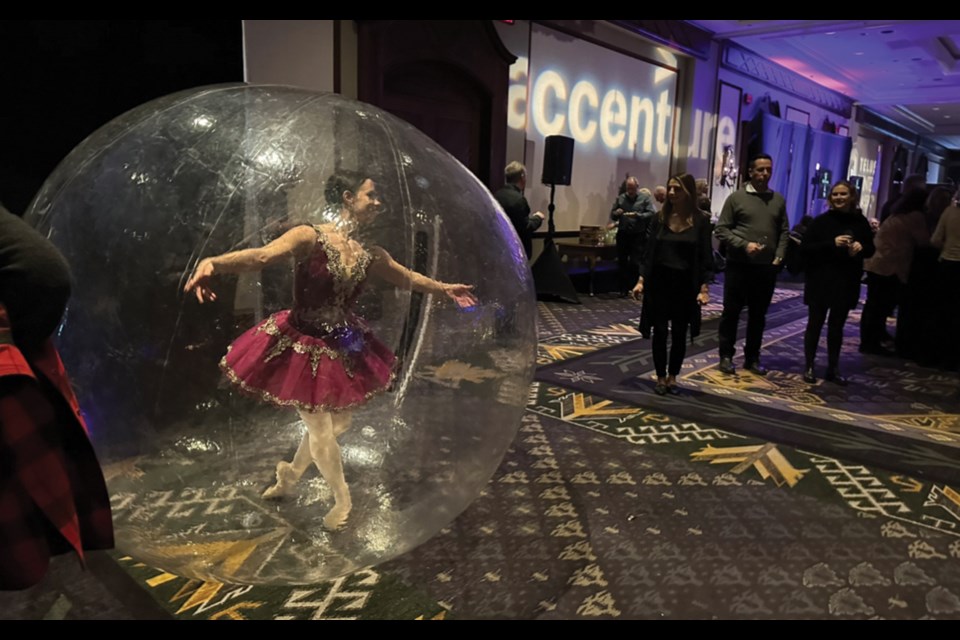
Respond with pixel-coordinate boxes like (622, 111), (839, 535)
(509, 24), (679, 230)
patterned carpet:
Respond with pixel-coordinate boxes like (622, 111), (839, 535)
(4, 281), (960, 619)
(537, 284), (960, 484)
(384, 390), (960, 619)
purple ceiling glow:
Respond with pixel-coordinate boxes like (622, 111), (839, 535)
(689, 20), (960, 149)
(768, 57), (852, 94)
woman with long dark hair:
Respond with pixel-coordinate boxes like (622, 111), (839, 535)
(632, 173), (713, 395)
(800, 180), (875, 385)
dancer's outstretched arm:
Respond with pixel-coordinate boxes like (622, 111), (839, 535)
(184, 225), (317, 303)
(367, 246), (477, 308)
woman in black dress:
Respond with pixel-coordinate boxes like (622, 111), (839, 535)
(801, 180), (875, 385)
(632, 173), (713, 395)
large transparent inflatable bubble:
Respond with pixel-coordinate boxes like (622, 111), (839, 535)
(27, 85), (536, 585)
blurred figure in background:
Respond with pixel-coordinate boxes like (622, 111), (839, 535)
(911, 186), (955, 365)
(931, 187), (960, 374)
(493, 161), (545, 260)
(610, 177), (656, 297)
(860, 189), (930, 357)
(652, 185), (667, 212)
(878, 174), (925, 225)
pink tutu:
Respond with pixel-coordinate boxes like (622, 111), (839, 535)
(221, 309), (396, 413)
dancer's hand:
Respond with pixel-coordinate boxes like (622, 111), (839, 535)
(185, 258), (217, 303)
(848, 241), (863, 256)
(631, 280), (644, 301)
(443, 283), (477, 308)
(697, 291), (709, 305)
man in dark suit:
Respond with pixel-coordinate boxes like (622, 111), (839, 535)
(493, 161), (545, 259)
(610, 176), (656, 297)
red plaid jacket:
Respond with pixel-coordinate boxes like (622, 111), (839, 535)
(0, 305), (113, 590)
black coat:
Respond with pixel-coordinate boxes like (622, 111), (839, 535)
(801, 208), (875, 309)
(638, 212), (715, 340)
(610, 192), (657, 236)
(493, 184), (542, 258)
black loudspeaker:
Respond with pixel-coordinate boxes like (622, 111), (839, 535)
(541, 135), (574, 186)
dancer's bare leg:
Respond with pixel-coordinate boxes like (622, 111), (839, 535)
(262, 428), (312, 500)
(299, 409), (352, 529)
(289, 429), (314, 476)
(332, 411), (353, 437)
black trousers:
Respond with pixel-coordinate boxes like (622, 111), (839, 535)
(616, 231), (642, 295)
(901, 249), (940, 363)
(649, 266), (693, 378)
(940, 260), (960, 370)
(718, 263), (778, 362)
(804, 301), (849, 370)
(859, 272), (900, 350)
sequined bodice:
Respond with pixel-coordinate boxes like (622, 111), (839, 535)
(289, 227), (372, 335)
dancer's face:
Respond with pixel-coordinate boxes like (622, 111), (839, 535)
(347, 179), (382, 223)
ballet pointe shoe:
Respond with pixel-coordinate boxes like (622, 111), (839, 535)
(262, 461), (298, 500)
(323, 496), (352, 530)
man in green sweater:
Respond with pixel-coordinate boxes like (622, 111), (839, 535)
(713, 154), (790, 376)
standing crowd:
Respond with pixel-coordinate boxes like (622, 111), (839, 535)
(497, 155), (960, 395)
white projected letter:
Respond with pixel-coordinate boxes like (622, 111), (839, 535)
(700, 112), (717, 161)
(628, 96), (655, 154)
(687, 109), (702, 159)
(532, 70), (567, 137)
(655, 90), (672, 157)
(568, 80), (599, 143)
(600, 89), (627, 150)
(716, 116), (736, 151)
(847, 147), (859, 181)
(507, 56), (529, 131)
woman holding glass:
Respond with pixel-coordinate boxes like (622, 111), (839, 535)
(800, 180), (874, 385)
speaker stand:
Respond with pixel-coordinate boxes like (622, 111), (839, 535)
(532, 183), (580, 304)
